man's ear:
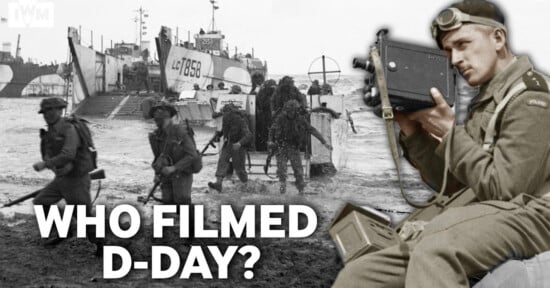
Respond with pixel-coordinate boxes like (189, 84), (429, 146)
(493, 29), (507, 52)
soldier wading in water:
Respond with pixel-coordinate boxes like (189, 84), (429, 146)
(268, 100), (332, 194)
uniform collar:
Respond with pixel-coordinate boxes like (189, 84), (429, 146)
(477, 56), (533, 104)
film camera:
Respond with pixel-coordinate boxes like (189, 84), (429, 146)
(353, 29), (457, 115)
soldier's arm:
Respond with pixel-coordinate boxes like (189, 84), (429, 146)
(44, 124), (79, 169)
(173, 128), (198, 173)
(148, 132), (160, 163)
(400, 131), (464, 193)
(306, 121), (328, 145)
(438, 90), (550, 201)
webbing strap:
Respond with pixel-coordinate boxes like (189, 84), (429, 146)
(482, 82), (526, 151)
(370, 47), (449, 209)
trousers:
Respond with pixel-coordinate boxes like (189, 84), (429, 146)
(215, 144), (247, 182)
(160, 174), (193, 205)
(33, 174), (100, 243)
(276, 146), (304, 191)
(332, 195), (550, 288)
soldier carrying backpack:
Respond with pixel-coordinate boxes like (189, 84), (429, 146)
(32, 97), (103, 253)
(208, 103), (252, 192)
(148, 102), (199, 207)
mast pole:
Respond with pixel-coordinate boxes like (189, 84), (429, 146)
(139, 6), (142, 52)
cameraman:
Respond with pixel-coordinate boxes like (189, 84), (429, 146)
(333, 0), (550, 287)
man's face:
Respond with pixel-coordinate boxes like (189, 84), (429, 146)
(154, 116), (171, 130)
(441, 24), (500, 86)
(42, 107), (63, 125)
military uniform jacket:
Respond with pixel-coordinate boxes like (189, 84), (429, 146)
(401, 56), (550, 202)
(149, 123), (198, 176)
(221, 112), (252, 146)
(41, 118), (94, 177)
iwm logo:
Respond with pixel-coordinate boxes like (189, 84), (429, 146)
(8, 0), (54, 28)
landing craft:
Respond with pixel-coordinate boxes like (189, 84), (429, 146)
(179, 56), (351, 182)
(203, 88), (350, 181)
(155, 0), (267, 94)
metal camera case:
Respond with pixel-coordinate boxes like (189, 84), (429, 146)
(357, 29), (457, 114)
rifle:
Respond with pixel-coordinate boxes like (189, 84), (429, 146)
(200, 131), (220, 156)
(2, 169), (106, 208)
(140, 179), (161, 205)
(263, 146), (278, 179)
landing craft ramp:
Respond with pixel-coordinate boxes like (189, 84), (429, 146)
(181, 92), (350, 182)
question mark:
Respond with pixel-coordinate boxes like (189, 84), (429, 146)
(238, 245), (261, 279)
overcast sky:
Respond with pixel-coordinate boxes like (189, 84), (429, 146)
(1, 0), (550, 75)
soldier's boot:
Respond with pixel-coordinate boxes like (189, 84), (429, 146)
(208, 177), (224, 192)
(297, 183), (306, 195)
(279, 181), (287, 194)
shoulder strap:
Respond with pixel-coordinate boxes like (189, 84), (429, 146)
(371, 47), (448, 209)
(482, 82), (527, 151)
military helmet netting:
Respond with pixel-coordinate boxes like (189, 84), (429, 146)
(264, 79), (277, 87)
(283, 99), (302, 110)
(38, 97), (68, 113)
(280, 76), (293, 86)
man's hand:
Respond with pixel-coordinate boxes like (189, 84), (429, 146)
(409, 88), (455, 138)
(33, 161), (47, 172)
(161, 166), (176, 176)
(232, 142), (241, 151)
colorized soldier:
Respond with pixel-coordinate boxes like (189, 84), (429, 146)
(32, 97), (101, 251)
(148, 103), (198, 206)
(268, 100), (332, 194)
(333, 1), (550, 287)
(208, 104), (252, 192)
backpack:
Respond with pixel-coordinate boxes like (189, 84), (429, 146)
(184, 119), (203, 174)
(222, 109), (252, 147)
(66, 114), (98, 170)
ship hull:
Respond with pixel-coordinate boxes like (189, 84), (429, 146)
(156, 35), (266, 94)
(0, 62), (62, 97)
